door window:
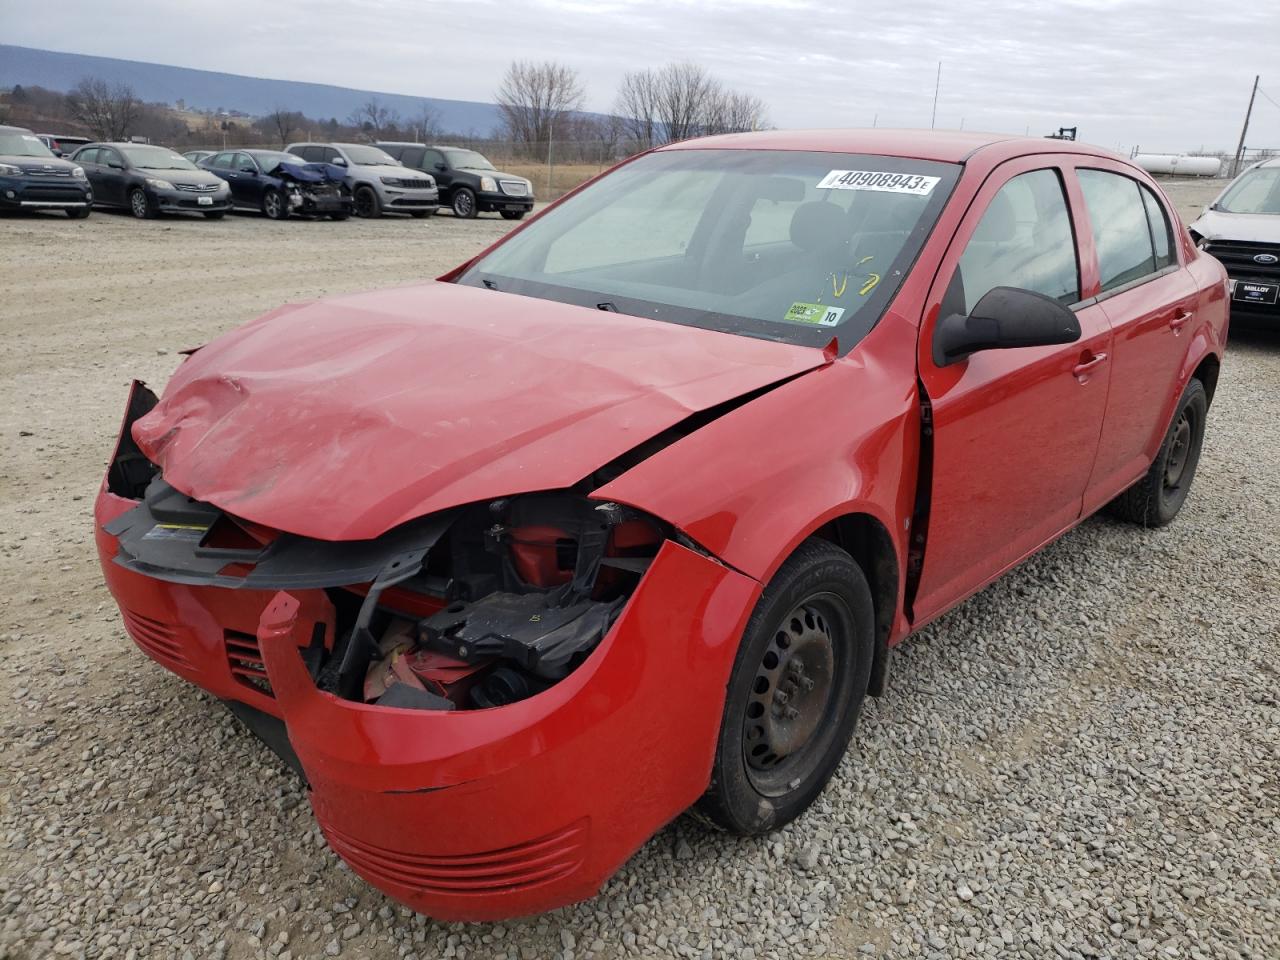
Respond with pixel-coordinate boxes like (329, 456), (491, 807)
(76, 148), (99, 165)
(401, 146), (425, 168)
(1078, 170), (1158, 293)
(1140, 185), (1175, 271)
(323, 147), (343, 164)
(233, 153), (257, 173)
(101, 148), (123, 168)
(953, 168), (1079, 312)
(211, 152), (234, 169)
(423, 149), (445, 170)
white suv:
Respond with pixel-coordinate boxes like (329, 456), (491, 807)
(286, 142), (439, 218)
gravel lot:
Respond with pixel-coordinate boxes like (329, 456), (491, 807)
(1, 181), (1277, 960)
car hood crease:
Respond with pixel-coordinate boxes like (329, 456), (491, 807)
(133, 281), (828, 541)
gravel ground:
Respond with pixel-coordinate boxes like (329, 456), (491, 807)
(1, 182), (1277, 960)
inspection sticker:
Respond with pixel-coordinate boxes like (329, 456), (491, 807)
(784, 302), (845, 326)
(817, 170), (940, 195)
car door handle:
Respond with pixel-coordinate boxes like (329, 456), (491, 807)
(1072, 352), (1109, 380)
(1170, 310), (1193, 331)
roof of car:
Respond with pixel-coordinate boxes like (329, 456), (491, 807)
(0, 124), (34, 134)
(662, 128), (1120, 164)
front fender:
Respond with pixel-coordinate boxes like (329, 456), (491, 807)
(594, 315), (920, 591)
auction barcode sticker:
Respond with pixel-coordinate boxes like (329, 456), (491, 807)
(817, 170), (940, 195)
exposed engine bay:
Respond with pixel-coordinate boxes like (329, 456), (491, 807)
(106, 440), (665, 712)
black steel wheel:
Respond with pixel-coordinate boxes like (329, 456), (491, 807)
(452, 187), (478, 219)
(1108, 377), (1208, 527)
(698, 538), (874, 835)
(354, 185), (381, 218)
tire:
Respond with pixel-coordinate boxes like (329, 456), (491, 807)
(128, 187), (155, 220)
(262, 189), (288, 220)
(66, 206), (91, 219)
(451, 187), (478, 219)
(354, 186), (381, 218)
(697, 538), (875, 835)
(202, 211), (225, 220)
(500, 210), (525, 221)
(1108, 377), (1208, 527)
(328, 212), (350, 221)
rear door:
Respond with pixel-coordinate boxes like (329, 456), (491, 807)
(75, 148), (104, 200)
(1066, 163), (1201, 514)
(913, 158), (1114, 622)
(423, 149), (451, 194)
(98, 147), (127, 205)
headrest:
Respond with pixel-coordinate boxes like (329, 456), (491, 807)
(790, 202), (849, 254)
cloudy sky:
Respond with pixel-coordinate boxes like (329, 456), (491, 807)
(5, 0), (1280, 153)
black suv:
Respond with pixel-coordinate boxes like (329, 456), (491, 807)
(377, 143), (534, 219)
(0, 124), (93, 217)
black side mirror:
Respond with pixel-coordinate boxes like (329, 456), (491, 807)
(933, 286), (1081, 367)
(434, 162), (447, 171)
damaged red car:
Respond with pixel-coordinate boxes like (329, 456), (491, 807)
(95, 130), (1228, 920)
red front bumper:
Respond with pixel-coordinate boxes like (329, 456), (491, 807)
(95, 488), (759, 920)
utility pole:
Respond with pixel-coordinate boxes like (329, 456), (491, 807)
(931, 62), (941, 129)
(546, 112), (555, 199)
(1232, 75), (1259, 178)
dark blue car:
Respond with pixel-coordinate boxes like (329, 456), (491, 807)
(199, 149), (353, 220)
(0, 124), (93, 217)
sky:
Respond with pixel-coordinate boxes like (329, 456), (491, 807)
(3, 0), (1279, 154)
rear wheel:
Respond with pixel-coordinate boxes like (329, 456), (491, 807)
(354, 186), (380, 218)
(1108, 377), (1208, 527)
(697, 539), (874, 835)
(128, 187), (155, 219)
(262, 189), (288, 220)
(500, 210), (525, 221)
(451, 187), (478, 219)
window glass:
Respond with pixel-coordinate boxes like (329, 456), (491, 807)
(1078, 170), (1156, 292)
(423, 149), (444, 169)
(211, 152), (233, 169)
(460, 149), (959, 351)
(955, 169), (1079, 311)
(1217, 165), (1280, 214)
(101, 148), (123, 168)
(75, 147), (99, 164)
(1140, 185), (1174, 270)
(233, 153), (256, 172)
(401, 146), (425, 168)
(322, 147), (342, 164)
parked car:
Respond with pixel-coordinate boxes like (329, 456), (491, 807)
(199, 149), (353, 220)
(285, 142), (437, 218)
(36, 134), (92, 158)
(1189, 157), (1280, 324)
(377, 143), (533, 220)
(70, 143), (232, 219)
(183, 149), (216, 165)
(0, 124), (93, 217)
(96, 130), (1227, 921)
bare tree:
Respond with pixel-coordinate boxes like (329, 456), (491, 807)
(410, 101), (443, 143)
(66, 77), (140, 140)
(614, 70), (662, 150)
(494, 60), (585, 153)
(265, 106), (304, 146)
(703, 89), (768, 136)
(652, 62), (719, 143)
(346, 97), (400, 138)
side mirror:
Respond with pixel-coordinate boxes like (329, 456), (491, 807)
(238, 165), (256, 174)
(434, 162), (447, 171)
(933, 287), (1080, 367)
(107, 161), (124, 170)
(331, 156), (348, 167)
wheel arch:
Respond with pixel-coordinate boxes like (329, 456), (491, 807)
(806, 511), (900, 697)
(1191, 352), (1220, 407)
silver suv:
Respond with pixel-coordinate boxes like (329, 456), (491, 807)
(285, 142), (438, 218)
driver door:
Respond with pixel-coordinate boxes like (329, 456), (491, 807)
(912, 158), (1113, 623)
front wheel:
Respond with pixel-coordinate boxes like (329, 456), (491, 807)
(128, 187), (155, 219)
(697, 539), (874, 835)
(1108, 377), (1208, 527)
(451, 187), (478, 219)
(262, 189), (288, 220)
(500, 210), (525, 221)
(354, 186), (381, 218)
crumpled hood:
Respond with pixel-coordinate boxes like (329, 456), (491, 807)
(134, 281), (826, 541)
(1190, 208), (1280, 244)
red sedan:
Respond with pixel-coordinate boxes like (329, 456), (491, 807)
(95, 130), (1228, 920)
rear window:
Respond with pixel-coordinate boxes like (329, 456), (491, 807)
(1078, 170), (1157, 293)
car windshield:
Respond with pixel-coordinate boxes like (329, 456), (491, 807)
(1217, 165), (1280, 215)
(444, 149), (495, 170)
(120, 145), (198, 170)
(342, 145), (397, 165)
(458, 149), (959, 350)
(0, 131), (56, 158)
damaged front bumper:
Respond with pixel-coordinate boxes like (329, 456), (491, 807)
(94, 383), (760, 920)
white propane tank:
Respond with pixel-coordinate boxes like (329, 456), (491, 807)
(1132, 154), (1222, 177)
